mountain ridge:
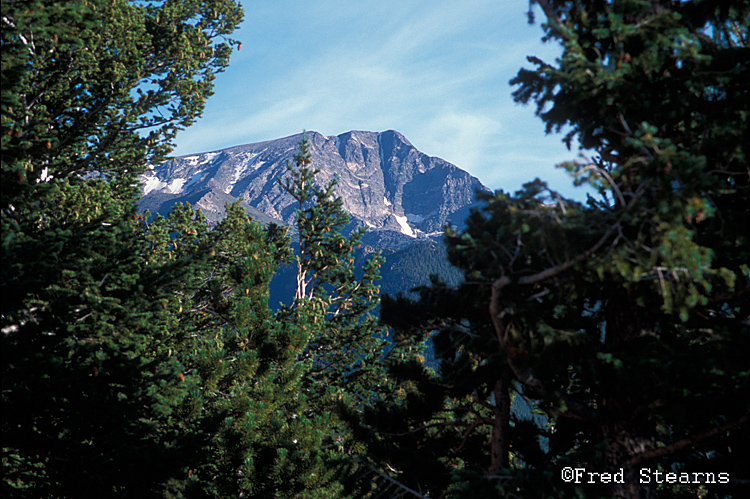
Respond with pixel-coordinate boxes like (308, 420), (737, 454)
(140, 130), (491, 247)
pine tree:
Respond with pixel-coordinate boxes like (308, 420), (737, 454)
(366, 2), (750, 498)
(110, 138), (390, 498)
(279, 136), (388, 400)
(3, 3), (388, 498)
(161, 202), (346, 498)
(2, 1), (243, 496)
(278, 137), (394, 496)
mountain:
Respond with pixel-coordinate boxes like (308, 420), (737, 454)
(140, 130), (490, 249)
(139, 130), (489, 303)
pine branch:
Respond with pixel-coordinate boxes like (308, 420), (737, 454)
(628, 414), (749, 466)
(453, 417), (491, 455)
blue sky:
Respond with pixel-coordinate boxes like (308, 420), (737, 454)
(173, 0), (587, 198)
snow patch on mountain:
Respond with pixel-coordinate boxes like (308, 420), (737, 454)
(139, 130), (490, 242)
(168, 178), (187, 193)
(142, 176), (168, 195)
(394, 215), (415, 238)
(227, 152), (262, 193)
(185, 152), (219, 166)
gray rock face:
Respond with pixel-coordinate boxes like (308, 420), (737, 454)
(140, 130), (490, 245)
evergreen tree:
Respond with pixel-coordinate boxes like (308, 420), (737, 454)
(279, 137), (388, 399)
(2, 0), (243, 496)
(366, 1), (749, 498)
(278, 137), (394, 497)
(3, 2), (389, 497)
(164, 202), (347, 498)
(176, 138), (391, 498)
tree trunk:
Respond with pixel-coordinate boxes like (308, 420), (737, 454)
(603, 421), (656, 498)
(490, 368), (512, 472)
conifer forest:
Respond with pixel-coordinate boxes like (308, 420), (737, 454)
(2, 1), (748, 498)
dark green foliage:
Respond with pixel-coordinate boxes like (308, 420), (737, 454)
(365, 2), (750, 498)
(166, 202), (348, 498)
(2, 10), (388, 491)
(2, 1), (395, 497)
(2, 0), (243, 214)
(2, 194), (217, 497)
(2, 0), (243, 496)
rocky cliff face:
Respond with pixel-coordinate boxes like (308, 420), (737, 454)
(140, 130), (490, 247)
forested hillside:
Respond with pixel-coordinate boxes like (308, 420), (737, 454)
(378, 241), (463, 298)
(3, 1), (748, 499)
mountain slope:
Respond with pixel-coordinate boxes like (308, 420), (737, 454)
(140, 130), (490, 246)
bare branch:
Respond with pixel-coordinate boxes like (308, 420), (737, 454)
(516, 220), (620, 287)
(378, 419), (472, 437)
(575, 163), (626, 207)
(509, 233), (523, 267)
(453, 418), (491, 455)
(532, 0), (563, 26)
(367, 466), (431, 499)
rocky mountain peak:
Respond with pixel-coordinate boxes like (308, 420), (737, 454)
(140, 130), (490, 248)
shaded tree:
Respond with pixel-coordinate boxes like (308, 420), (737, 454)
(366, 1), (750, 498)
(276, 138), (404, 498)
(2, 0), (243, 496)
(3, 1), (391, 497)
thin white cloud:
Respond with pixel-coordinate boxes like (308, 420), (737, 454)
(416, 111), (503, 170)
(174, 0), (584, 197)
